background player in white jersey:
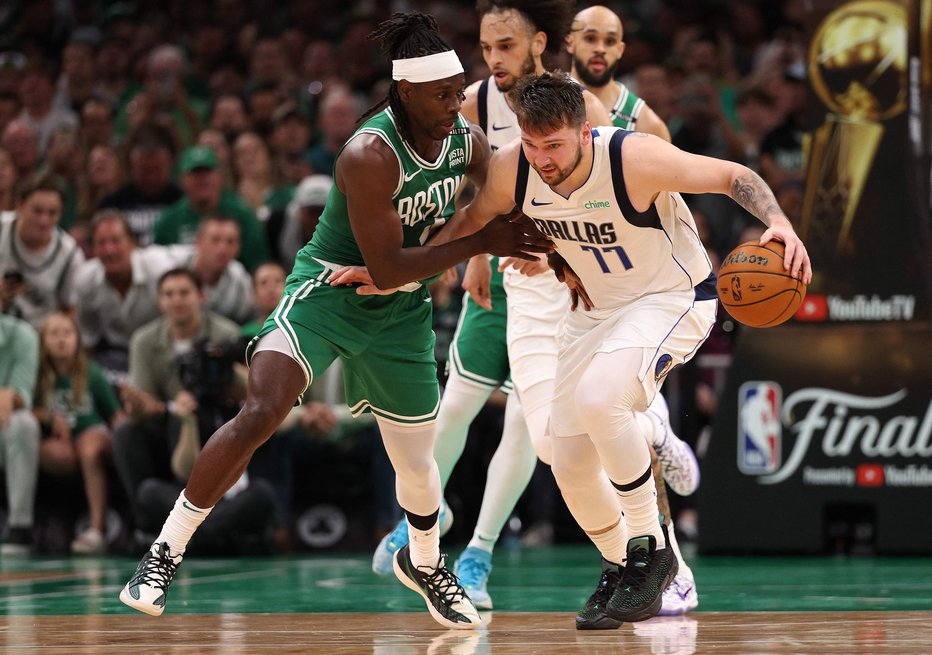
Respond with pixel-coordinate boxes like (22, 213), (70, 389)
(449, 71), (810, 627)
(568, 4), (700, 617)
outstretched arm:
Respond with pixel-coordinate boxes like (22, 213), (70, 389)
(620, 133), (812, 284)
(339, 135), (548, 290)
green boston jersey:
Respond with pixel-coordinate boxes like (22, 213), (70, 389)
(609, 81), (645, 130)
(298, 107), (473, 269)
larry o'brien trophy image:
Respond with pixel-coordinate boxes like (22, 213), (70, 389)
(802, 1), (907, 267)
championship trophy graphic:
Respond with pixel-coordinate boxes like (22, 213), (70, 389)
(802, 1), (907, 265)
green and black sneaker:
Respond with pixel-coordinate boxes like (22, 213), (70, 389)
(606, 527), (678, 623)
(393, 544), (481, 629)
(576, 558), (624, 630)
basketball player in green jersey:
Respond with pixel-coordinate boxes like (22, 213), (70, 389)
(119, 12), (551, 630)
(371, 0), (612, 607)
(568, 4), (701, 618)
(567, 6), (669, 139)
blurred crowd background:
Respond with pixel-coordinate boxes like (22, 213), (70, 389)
(0, 0), (810, 557)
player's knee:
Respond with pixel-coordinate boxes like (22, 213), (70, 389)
(234, 401), (285, 446)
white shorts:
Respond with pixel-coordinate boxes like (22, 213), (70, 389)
(504, 268), (567, 412)
(550, 288), (717, 437)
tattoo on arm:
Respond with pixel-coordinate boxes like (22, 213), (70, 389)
(731, 172), (783, 223)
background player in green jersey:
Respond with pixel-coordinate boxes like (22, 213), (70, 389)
(119, 12), (550, 630)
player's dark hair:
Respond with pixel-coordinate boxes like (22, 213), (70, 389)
(359, 12), (455, 144)
(510, 71), (586, 134)
(476, 0), (574, 56)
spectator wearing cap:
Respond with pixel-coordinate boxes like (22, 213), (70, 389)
(18, 64), (79, 155)
(270, 102), (313, 185)
(232, 131), (293, 220)
(98, 123), (182, 246)
(0, 179), (84, 329)
(306, 86), (363, 176)
(277, 174), (331, 269)
(74, 210), (187, 381)
(153, 145), (269, 272)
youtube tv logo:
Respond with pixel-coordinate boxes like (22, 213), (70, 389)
(856, 464), (885, 487)
(796, 295), (828, 322)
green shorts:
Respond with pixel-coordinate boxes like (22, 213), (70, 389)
(246, 261), (440, 425)
(447, 265), (512, 392)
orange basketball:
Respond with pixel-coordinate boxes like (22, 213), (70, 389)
(717, 240), (807, 328)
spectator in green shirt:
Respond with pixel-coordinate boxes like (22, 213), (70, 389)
(153, 146), (269, 271)
(33, 312), (122, 554)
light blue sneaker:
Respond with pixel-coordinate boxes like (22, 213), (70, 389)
(372, 500), (453, 576)
(453, 546), (493, 609)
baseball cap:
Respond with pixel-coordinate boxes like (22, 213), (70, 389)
(179, 146), (219, 173)
(295, 175), (333, 208)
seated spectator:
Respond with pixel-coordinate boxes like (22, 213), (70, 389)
(277, 174), (331, 269)
(117, 45), (204, 147)
(185, 215), (254, 325)
(33, 312), (122, 554)
(0, 179), (84, 328)
(153, 145), (269, 271)
(78, 145), (123, 225)
(269, 102), (313, 185)
(18, 63), (79, 155)
(36, 125), (82, 230)
(97, 123), (182, 246)
(113, 268), (274, 551)
(1, 119), (40, 181)
(74, 210), (186, 382)
(54, 36), (99, 115)
(306, 86), (362, 176)
(0, 290), (40, 555)
(241, 261), (286, 339)
(208, 92), (249, 142)
(79, 96), (116, 150)
(233, 131), (293, 221)
(113, 268), (240, 517)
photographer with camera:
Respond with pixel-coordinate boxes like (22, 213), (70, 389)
(114, 268), (275, 552)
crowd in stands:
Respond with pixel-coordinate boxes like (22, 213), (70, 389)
(0, 0), (808, 555)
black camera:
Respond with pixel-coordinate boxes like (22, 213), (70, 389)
(176, 337), (242, 404)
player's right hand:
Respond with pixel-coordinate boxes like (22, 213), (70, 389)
(478, 210), (553, 261)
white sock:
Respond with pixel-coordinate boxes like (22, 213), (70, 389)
(156, 491), (212, 555)
(467, 530), (497, 554)
(587, 516), (628, 566)
(615, 471), (665, 549)
(408, 519), (440, 569)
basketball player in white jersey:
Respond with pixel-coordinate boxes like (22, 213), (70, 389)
(568, 4), (701, 617)
(448, 71), (811, 627)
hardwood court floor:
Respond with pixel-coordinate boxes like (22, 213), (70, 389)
(2, 545), (931, 654)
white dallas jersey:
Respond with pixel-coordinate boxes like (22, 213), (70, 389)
(517, 127), (714, 314)
(0, 211), (84, 328)
(477, 77), (565, 312)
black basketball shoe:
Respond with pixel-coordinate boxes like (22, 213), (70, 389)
(606, 527), (678, 622)
(576, 557), (624, 630)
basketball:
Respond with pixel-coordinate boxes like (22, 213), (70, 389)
(717, 240), (807, 328)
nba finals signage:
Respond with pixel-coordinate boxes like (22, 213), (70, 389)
(797, 0), (932, 322)
(700, 0), (932, 555)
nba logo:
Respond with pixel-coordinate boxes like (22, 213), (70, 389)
(737, 382), (782, 474)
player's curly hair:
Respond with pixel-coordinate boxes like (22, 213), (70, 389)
(510, 71), (586, 134)
(476, 0), (574, 56)
(358, 12), (456, 144)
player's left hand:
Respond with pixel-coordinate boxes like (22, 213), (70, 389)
(328, 266), (400, 295)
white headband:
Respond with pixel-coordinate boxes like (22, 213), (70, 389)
(392, 50), (464, 83)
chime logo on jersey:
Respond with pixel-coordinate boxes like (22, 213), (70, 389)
(738, 381), (782, 475)
(396, 174), (464, 227)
